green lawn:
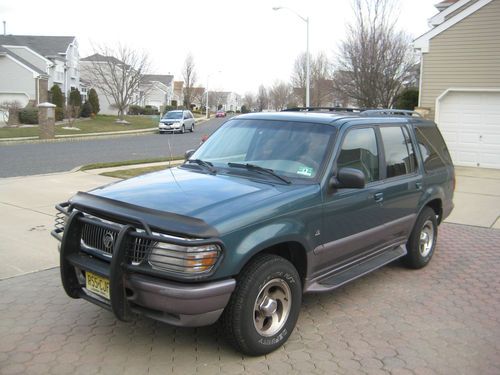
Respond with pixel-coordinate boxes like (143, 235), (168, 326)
(100, 165), (170, 179)
(80, 156), (182, 171)
(0, 115), (160, 139)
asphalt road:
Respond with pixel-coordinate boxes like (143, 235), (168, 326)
(0, 118), (226, 177)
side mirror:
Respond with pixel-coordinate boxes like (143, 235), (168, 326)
(330, 167), (366, 189)
(184, 149), (195, 160)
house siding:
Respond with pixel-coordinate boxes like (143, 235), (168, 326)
(0, 56), (36, 103)
(420, 0), (500, 119)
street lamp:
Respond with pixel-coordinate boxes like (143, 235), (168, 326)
(273, 6), (310, 107)
(206, 70), (222, 118)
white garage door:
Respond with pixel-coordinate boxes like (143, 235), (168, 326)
(437, 91), (500, 169)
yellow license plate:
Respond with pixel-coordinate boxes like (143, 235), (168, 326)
(85, 271), (110, 299)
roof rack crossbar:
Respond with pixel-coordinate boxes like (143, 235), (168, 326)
(360, 109), (422, 117)
(283, 107), (364, 113)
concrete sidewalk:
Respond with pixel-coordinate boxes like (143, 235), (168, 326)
(0, 165), (498, 280)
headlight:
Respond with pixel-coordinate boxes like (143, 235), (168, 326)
(148, 242), (222, 275)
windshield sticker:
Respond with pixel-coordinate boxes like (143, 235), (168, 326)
(297, 167), (313, 177)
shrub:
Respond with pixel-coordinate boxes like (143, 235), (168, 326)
(49, 85), (64, 108)
(171, 100), (178, 108)
(240, 105), (249, 113)
(80, 101), (93, 118)
(55, 107), (64, 121)
(395, 88), (419, 110)
(88, 88), (100, 114)
(69, 89), (82, 107)
(162, 105), (176, 115)
(128, 105), (144, 115)
(19, 107), (39, 124)
(143, 105), (159, 115)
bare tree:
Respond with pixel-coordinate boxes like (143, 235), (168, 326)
(191, 87), (206, 109)
(291, 52), (333, 107)
(0, 100), (22, 126)
(256, 85), (269, 112)
(291, 53), (308, 107)
(311, 52), (333, 106)
(270, 81), (291, 111)
(82, 44), (150, 120)
(333, 0), (417, 108)
(243, 92), (255, 111)
(182, 53), (197, 109)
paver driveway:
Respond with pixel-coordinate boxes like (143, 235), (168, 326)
(1, 223), (499, 375)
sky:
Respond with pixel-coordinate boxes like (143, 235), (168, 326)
(1, 0), (439, 95)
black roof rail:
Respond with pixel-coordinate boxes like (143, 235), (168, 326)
(282, 107), (365, 113)
(360, 109), (422, 117)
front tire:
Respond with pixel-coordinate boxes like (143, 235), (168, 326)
(221, 254), (301, 356)
(403, 207), (438, 269)
(181, 125), (185, 134)
(190, 124), (195, 132)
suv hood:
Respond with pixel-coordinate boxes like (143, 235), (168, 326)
(89, 167), (314, 229)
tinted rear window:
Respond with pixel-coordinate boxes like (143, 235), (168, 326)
(414, 124), (452, 171)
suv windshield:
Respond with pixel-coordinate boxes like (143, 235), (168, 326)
(190, 119), (336, 180)
(163, 111), (183, 119)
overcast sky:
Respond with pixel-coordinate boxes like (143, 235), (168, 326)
(1, 0), (438, 94)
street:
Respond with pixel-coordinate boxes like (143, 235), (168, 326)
(0, 118), (226, 178)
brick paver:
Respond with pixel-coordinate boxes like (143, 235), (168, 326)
(1, 223), (499, 374)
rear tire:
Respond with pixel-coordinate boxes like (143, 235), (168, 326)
(403, 207), (438, 269)
(221, 254), (301, 356)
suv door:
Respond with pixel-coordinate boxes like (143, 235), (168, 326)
(313, 126), (387, 277)
(377, 124), (423, 243)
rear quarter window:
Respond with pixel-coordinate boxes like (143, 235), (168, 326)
(414, 124), (452, 172)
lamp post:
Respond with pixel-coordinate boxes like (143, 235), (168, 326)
(206, 71), (221, 119)
(273, 6), (310, 107)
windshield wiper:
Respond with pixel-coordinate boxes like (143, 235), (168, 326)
(186, 159), (217, 174)
(227, 163), (291, 184)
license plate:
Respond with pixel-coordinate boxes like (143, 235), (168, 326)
(85, 271), (110, 299)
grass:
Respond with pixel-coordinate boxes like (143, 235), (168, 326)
(80, 156), (183, 171)
(0, 115), (160, 139)
(100, 165), (171, 179)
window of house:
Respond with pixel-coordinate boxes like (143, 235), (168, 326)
(337, 127), (379, 183)
(380, 126), (417, 178)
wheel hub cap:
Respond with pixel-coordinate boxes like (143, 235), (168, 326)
(419, 220), (434, 257)
(253, 278), (291, 337)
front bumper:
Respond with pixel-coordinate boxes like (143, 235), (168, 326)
(53, 195), (234, 327)
(159, 123), (181, 131)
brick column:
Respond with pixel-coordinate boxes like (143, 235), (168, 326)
(37, 102), (56, 139)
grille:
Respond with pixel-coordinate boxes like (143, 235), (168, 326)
(81, 223), (119, 256)
(80, 217), (153, 265)
(127, 237), (157, 264)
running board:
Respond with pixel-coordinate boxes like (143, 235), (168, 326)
(306, 246), (407, 293)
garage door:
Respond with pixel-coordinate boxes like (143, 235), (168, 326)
(437, 91), (500, 169)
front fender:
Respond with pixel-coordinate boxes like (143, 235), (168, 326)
(215, 215), (319, 279)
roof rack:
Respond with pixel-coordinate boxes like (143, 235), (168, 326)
(283, 107), (364, 113)
(360, 109), (422, 117)
(283, 107), (421, 117)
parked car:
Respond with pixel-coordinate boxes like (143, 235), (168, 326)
(216, 110), (226, 118)
(158, 110), (195, 133)
(53, 108), (454, 356)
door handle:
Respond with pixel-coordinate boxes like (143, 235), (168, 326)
(374, 192), (384, 203)
(416, 182), (422, 190)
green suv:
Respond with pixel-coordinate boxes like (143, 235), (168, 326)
(53, 108), (454, 355)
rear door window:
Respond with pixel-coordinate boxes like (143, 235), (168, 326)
(380, 126), (418, 178)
